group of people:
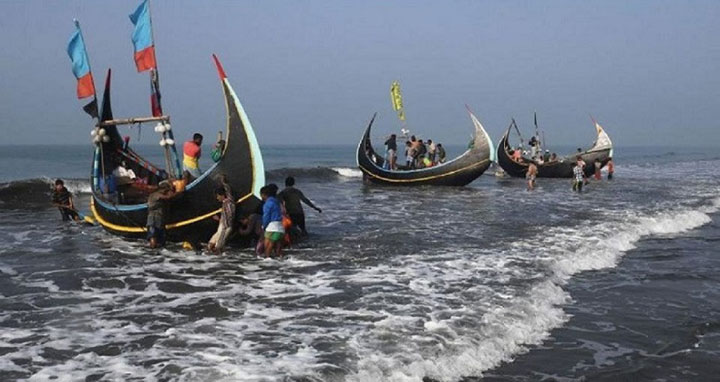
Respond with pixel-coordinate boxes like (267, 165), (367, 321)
(509, 137), (560, 166)
(54, 132), (322, 257)
(571, 155), (615, 192)
(144, 173), (321, 256)
(384, 134), (447, 170)
(525, 152), (615, 192)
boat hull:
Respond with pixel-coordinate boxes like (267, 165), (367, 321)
(496, 124), (613, 178)
(356, 113), (492, 187)
(91, 57), (264, 244)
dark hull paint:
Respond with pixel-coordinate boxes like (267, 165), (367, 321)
(91, 59), (263, 243)
(496, 128), (611, 178)
(356, 114), (491, 187)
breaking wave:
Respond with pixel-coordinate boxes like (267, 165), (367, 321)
(347, 196), (720, 381)
(265, 167), (362, 181)
(0, 178), (90, 210)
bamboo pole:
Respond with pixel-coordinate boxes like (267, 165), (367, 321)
(97, 115), (169, 127)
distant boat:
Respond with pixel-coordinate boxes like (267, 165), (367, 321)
(356, 108), (493, 186)
(496, 119), (613, 178)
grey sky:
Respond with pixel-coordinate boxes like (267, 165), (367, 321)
(0, 0), (718, 147)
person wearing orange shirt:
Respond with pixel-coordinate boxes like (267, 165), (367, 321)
(183, 133), (203, 178)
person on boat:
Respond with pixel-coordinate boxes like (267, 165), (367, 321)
(278, 176), (321, 237)
(146, 180), (179, 248)
(384, 134), (397, 170)
(113, 161), (137, 181)
(405, 141), (415, 169)
(543, 150), (551, 162)
(99, 173), (118, 204)
(208, 185), (235, 254)
(536, 156), (544, 165)
(415, 140), (427, 168)
(511, 147), (523, 162)
(606, 157), (614, 180)
(437, 143), (446, 163)
(550, 153), (557, 162)
(594, 159), (602, 180)
(427, 139), (437, 164)
(211, 139), (225, 163)
(51, 179), (79, 222)
(529, 136), (539, 159)
(261, 184), (285, 258)
(183, 133), (203, 179)
(410, 135), (419, 150)
(526, 162), (538, 191)
(572, 163), (584, 192)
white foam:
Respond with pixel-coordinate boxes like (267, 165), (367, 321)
(345, 195), (719, 381)
(4, 189), (718, 381)
(332, 167), (363, 178)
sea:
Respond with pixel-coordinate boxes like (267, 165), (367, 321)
(1, 144), (719, 382)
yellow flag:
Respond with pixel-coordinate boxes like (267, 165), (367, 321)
(390, 81), (405, 121)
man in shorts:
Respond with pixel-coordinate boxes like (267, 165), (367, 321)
(261, 185), (285, 258)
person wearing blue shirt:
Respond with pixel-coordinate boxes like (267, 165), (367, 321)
(261, 184), (285, 258)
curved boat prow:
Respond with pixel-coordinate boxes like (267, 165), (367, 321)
(466, 105), (495, 162)
(212, 54), (265, 198)
(590, 119), (614, 156)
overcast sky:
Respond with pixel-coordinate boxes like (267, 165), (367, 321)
(1, 0), (718, 147)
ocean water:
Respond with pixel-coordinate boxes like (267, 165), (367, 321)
(1, 144), (719, 381)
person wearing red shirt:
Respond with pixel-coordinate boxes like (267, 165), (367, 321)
(183, 133), (203, 178)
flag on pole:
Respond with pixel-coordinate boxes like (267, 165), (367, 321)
(67, 22), (96, 99)
(129, 0), (157, 72)
(390, 81), (405, 121)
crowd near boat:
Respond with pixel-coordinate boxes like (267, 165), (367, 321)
(57, 0), (617, 252)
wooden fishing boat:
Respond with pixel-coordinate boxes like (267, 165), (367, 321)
(356, 109), (493, 186)
(496, 119), (613, 178)
(89, 56), (265, 243)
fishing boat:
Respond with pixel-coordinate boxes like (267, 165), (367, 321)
(356, 108), (493, 186)
(496, 118), (613, 178)
(67, 1), (264, 243)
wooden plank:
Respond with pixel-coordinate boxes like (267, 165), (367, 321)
(97, 115), (170, 127)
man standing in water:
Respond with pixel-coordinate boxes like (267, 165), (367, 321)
(594, 159), (603, 180)
(526, 162), (538, 191)
(606, 157), (615, 180)
(146, 180), (179, 248)
(208, 185), (235, 254)
(279, 176), (322, 237)
(384, 134), (397, 170)
(573, 163), (584, 192)
(51, 179), (79, 221)
(261, 185), (285, 258)
(183, 133), (203, 179)
(573, 156), (585, 192)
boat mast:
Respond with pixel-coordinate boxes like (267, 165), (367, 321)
(534, 111), (542, 153)
(147, 0), (182, 179)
